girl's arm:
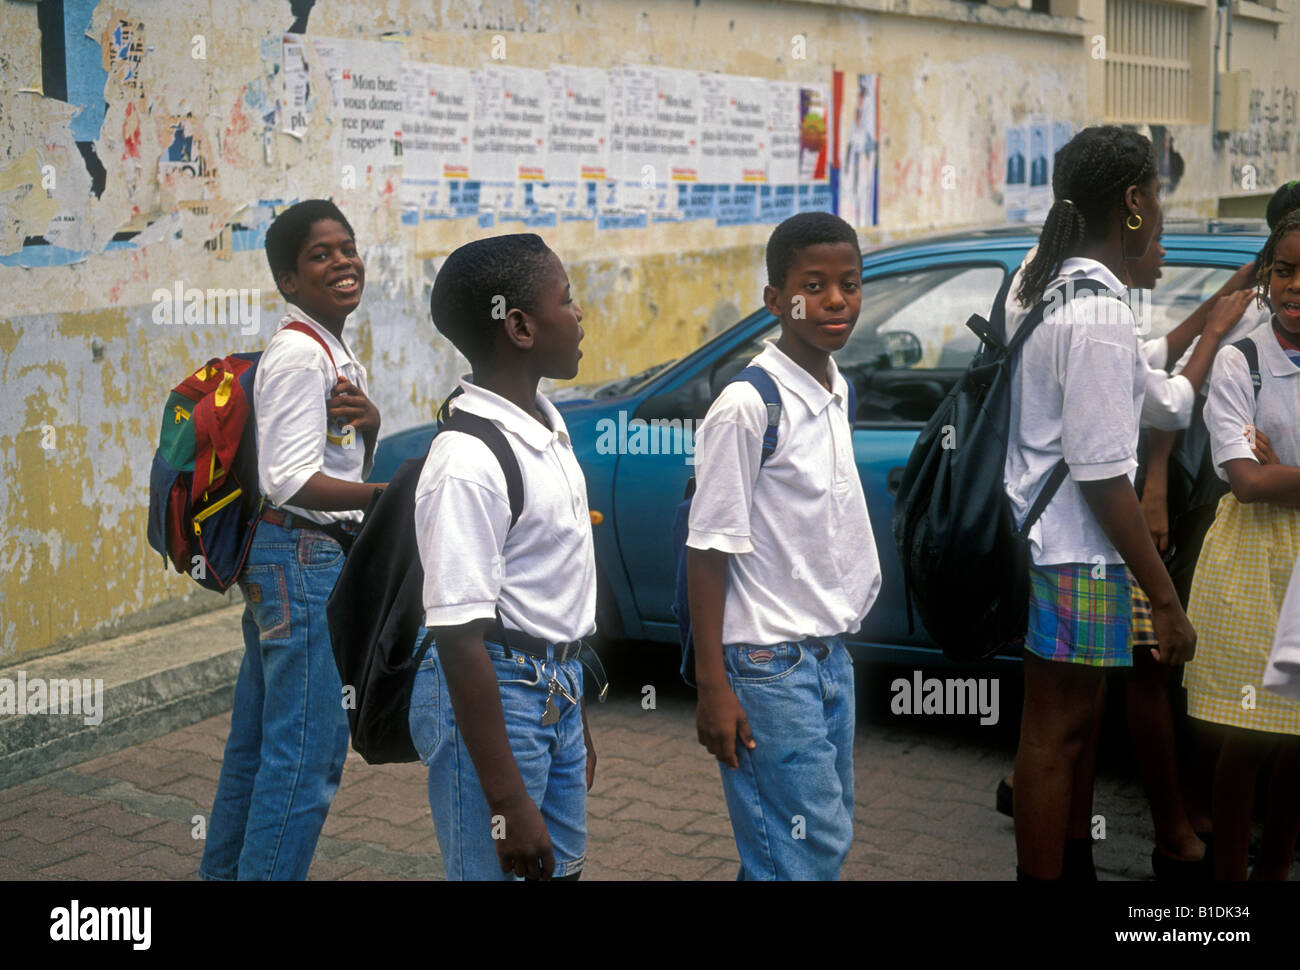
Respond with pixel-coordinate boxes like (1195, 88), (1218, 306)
(1169, 289), (1256, 394)
(1142, 429), (1176, 553)
(1163, 260), (1259, 363)
(1223, 458), (1300, 507)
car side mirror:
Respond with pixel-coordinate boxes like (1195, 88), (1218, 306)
(883, 331), (923, 369)
(634, 376), (711, 421)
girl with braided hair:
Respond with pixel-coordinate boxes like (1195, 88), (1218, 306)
(1182, 211), (1300, 880)
(1002, 125), (1196, 881)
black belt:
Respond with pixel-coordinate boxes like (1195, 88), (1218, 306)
(260, 506), (359, 553)
(484, 620), (609, 702)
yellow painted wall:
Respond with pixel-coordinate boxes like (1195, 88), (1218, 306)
(0, 0), (1294, 657)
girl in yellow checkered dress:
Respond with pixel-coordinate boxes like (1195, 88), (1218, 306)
(1184, 212), (1300, 880)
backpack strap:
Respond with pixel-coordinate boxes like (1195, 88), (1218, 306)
(1230, 335), (1262, 401)
(732, 364), (856, 466)
(1006, 278), (1112, 358)
(282, 320), (341, 379)
(733, 365), (782, 466)
(1009, 278), (1117, 535)
(435, 389), (524, 529)
(1017, 459), (1069, 538)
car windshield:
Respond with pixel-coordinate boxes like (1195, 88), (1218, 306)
(548, 359), (678, 402)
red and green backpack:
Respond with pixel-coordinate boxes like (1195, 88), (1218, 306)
(146, 322), (336, 592)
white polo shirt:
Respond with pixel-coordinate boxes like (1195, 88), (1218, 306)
(1205, 319), (1300, 482)
(254, 309), (370, 525)
(686, 340), (881, 646)
(414, 378), (597, 643)
(1004, 257), (1146, 566)
(1138, 337), (1194, 431)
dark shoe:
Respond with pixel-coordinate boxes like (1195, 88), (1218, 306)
(1151, 846), (1211, 882)
(996, 778), (1014, 818)
(1063, 838), (1098, 882)
(1016, 866), (1060, 882)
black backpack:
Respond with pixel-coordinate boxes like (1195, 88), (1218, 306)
(326, 396), (522, 764)
(892, 275), (1112, 662)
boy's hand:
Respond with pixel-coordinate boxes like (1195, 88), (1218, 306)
(1205, 287), (1256, 338)
(581, 698), (596, 791)
(697, 683), (755, 769)
(1150, 600), (1196, 665)
(328, 377), (381, 435)
(490, 790), (555, 880)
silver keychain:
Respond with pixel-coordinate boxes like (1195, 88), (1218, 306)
(540, 661), (578, 726)
(540, 680), (561, 726)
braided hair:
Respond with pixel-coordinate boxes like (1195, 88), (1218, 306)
(1255, 210), (1300, 310)
(1016, 126), (1156, 307)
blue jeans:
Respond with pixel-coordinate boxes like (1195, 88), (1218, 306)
(198, 520), (351, 881)
(409, 632), (587, 880)
(718, 635), (855, 880)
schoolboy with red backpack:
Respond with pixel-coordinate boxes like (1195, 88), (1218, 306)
(176, 199), (384, 881)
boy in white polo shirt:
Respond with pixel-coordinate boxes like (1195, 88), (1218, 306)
(201, 199), (383, 881)
(688, 212), (882, 880)
(408, 233), (598, 881)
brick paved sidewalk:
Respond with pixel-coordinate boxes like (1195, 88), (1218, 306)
(0, 649), (1257, 881)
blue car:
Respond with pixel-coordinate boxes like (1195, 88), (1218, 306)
(371, 220), (1268, 662)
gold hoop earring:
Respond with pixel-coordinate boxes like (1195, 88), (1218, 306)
(1125, 213), (1143, 231)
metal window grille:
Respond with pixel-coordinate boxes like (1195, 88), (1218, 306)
(1104, 0), (1194, 123)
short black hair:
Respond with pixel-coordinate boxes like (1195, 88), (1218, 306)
(264, 199), (355, 298)
(766, 212), (861, 289)
(1266, 180), (1300, 230)
(428, 234), (557, 363)
(1017, 125), (1155, 306)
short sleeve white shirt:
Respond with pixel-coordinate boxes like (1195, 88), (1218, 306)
(414, 378), (597, 644)
(1003, 257), (1146, 565)
(686, 340), (882, 645)
(1139, 337), (1195, 431)
(1205, 319), (1300, 482)
(253, 309), (370, 525)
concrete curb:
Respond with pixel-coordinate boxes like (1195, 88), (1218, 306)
(0, 607), (244, 790)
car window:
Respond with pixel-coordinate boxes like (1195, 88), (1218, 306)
(707, 263), (1006, 398)
(850, 264), (1007, 370)
(1133, 264), (1235, 342)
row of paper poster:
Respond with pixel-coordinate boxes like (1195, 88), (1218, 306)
(276, 35), (873, 229)
(1005, 120), (1077, 224)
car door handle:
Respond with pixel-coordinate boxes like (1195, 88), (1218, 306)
(887, 466), (906, 496)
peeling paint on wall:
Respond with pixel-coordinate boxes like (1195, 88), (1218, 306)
(1, 0), (1296, 658)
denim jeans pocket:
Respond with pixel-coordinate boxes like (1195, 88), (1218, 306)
(725, 642), (803, 684)
(298, 531), (344, 569)
(409, 656), (441, 765)
(486, 644), (544, 688)
(241, 564), (290, 641)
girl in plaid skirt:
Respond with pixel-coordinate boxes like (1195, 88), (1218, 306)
(1005, 127), (1197, 881)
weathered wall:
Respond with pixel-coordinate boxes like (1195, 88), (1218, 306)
(0, 0), (1293, 658)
